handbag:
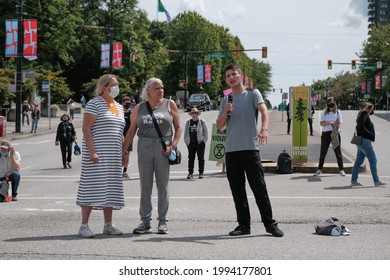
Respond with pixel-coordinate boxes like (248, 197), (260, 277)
(350, 130), (362, 145)
(74, 142), (81, 155)
(145, 102), (181, 165)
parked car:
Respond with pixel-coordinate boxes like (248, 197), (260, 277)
(186, 93), (211, 111)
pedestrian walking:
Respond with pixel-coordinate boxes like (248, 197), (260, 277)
(216, 63), (284, 237)
(351, 102), (386, 186)
(55, 114), (76, 169)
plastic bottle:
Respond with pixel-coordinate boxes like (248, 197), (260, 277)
(6, 181), (12, 202)
(168, 150), (176, 161)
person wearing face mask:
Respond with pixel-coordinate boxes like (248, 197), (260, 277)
(314, 96), (345, 176)
(351, 102), (386, 187)
(76, 74), (125, 238)
(55, 114), (77, 168)
(121, 96), (133, 178)
(0, 140), (21, 201)
(184, 107), (208, 179)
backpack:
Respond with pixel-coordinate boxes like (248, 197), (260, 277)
(276, 151), (292, 174)
(0, 180), (10, 202)
(314, 217), (350, 236)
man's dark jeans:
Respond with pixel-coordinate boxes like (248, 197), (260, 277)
(226, 150), (275, 228)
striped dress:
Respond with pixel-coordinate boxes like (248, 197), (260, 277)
(76, 96), (125, 209)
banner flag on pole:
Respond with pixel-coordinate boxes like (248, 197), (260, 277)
(100, 43), (110, 68)
(158, 0), (172, 22)
(112, 43), (123, 69)
(5, 20), (18, 57)
(205, 64), (212, 83)
(197, 64), (204, 84)
(23, 19), (38, 60)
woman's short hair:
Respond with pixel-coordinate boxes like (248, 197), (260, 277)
(141, 78), (163, 101)
(95, 74), (116, 96)
(61, 113), (70, 121)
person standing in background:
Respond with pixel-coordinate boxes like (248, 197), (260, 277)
(308, 104), (315, 136)
(286, 103), (291, 135)
(68, 99), (75, 120)
(21, 100), (30, 126)
(184, 107), (208, 179)
(314, 97), (345, 176)
(55, 114), (76, 169)
(30, 103), (40, 133)
(122, 96), (132, 179)
(351, 102), (386, 187)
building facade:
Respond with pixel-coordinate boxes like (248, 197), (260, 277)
(368, 0), (390, 33)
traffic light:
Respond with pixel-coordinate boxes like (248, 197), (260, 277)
(327, 60), (332, 69)
(261, 47), (268, 59)
(351, 60), (356, 69)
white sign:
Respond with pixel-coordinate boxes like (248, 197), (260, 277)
(42, 80), (50, 92)
(8, 84), (16, 93)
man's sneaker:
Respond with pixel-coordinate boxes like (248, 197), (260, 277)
(266, 223), (284, 237)
(133, 222), (152, 234)
(103, 223), (123, 235)
(340, 170), (346, 176)
(229, 225), (251, 236)
(374, 180), (386, 186)
(78, 224), (95, 238)
(157, 221), (168, 234)
(187, 173), (193, 179)
(314, 169), (322, 176)
(199, 173), (204, 179)
(122, 172), (129, 179)
(351, 181), (363, 186)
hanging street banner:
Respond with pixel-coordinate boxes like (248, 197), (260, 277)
(291, 86), (310, 162)
(205, 64), (212, 83)
(100, 43), (110, 68)
(112, 43), (123, 69)
(197, 64), (204, 84)
(5, 19), (38, 60)
(208, 124), (226, 163)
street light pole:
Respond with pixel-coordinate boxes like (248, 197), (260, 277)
(109, 9), (114, 74)
(15, 0), (23, 133)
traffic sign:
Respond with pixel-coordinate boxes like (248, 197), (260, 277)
(207, 53), (226, 58)
(42, 80), (50, 92)
(359, 65), (376, 70)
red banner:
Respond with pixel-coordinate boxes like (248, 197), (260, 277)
(23, 19), (38, 60)
(375, 75), (381, 90)
(5, 19), (37, 60)
(205, 64), (211, 83)
(112, 43), (123, 69)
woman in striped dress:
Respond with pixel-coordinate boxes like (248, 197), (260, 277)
(76, 74), (125, 238)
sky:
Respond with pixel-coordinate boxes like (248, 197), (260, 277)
(137, 0), (369, 107)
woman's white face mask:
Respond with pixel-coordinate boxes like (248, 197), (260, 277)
(109, 85), (120, 98)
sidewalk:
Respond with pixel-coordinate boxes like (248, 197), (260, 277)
(1, 109), (360, 174)
(261, 110), (359, 173)
(2, 109), (84, 141)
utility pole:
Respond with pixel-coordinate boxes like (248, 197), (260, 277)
(15, 0), (23, 133)
(109, 7), (114, 73)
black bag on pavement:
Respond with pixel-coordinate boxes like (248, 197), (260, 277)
(315, 217), (350, 236)
(0, 180), (9, 202)
(276, 151), (292, 174)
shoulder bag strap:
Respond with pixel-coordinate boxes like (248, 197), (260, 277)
(145, 101), (167, 151)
